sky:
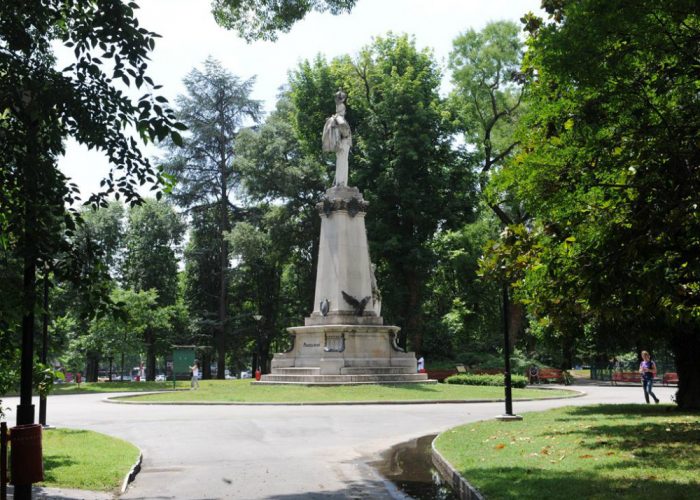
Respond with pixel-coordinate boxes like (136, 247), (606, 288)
(58, 0), (541, 198)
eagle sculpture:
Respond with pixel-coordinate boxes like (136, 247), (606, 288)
(341, 291), (371, 316)
(320, 298), (330, 317)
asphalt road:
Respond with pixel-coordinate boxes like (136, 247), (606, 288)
(3, 383), (677, 499)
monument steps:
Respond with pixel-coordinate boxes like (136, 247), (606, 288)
(340, 366), (414, 375)
(273, 367), (322, 376)
(256, 372), (433, 385)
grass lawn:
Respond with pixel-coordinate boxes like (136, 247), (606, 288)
(434, 404), (700, 499)
(112, 379), (576, 403)
(50, 381), (190, 395)
(37, 428), (139, 491)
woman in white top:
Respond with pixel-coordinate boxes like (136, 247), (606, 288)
(190, 361), (200, 389)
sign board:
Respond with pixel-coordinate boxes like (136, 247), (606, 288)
(172, 346), (196, 383)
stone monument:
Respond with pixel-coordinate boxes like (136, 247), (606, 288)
(259, 91), (430, 385)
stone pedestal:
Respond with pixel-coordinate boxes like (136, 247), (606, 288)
(260, 185), (429, 385)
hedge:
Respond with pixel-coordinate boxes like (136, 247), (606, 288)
(444, 373), (528, 389)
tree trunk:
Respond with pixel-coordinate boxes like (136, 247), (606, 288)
(561, 335), (575, 370)
(18, 218), (37, 425)
(260, 332), (271, 374)
(405, 270), (423, 354)
(671, 328), (700, 410)
(217, 232), (227, 379)
(17, 105), (40, 427)
(85, 352), (100, 382)
(216, 181), (229, 379)
(145, 328), (156, 381)
(508, 302), (525, 349)
(202, 352), (212, 379)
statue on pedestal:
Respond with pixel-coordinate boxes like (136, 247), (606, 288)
(322, 90), (352, 186)
(261, 89), (425, 384)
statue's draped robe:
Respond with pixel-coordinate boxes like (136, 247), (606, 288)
(322, 114), (352, 186)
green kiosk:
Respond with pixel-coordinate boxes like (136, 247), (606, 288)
(172, 345), (196, 387)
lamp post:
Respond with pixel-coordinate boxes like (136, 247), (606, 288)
(253, 315), (263, 380)
(497, 283), (522, 421)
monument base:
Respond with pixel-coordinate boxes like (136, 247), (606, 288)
(257, 324), (433, 385)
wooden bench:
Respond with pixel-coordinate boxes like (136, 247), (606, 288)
(611, 371), (641, 385)
(525, 368), (564, 384)
(662, 372), (679, 386)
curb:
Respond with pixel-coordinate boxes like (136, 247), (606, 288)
(121, 450), (143, 494)
(103, 387), (585, 406)
(431, 438), (484, 500)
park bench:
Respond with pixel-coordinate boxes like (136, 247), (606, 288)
(662, 372), (679, 386)
(611, 371), (641, 385)
(527, 367), (564, 384)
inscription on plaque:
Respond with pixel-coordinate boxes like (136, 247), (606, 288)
(303, 342), (321, 348)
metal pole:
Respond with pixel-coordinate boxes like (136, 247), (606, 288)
(1, 421), (7, 500)
(39, 269), (49, 427)
(503, 283), (514, 416)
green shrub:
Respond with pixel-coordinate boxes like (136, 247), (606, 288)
(445, 373), (528, 388)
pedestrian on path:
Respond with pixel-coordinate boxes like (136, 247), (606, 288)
(639, 351), (659, 404)
(190, 360), (200, 390)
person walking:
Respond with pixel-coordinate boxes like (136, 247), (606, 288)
(416, 355), (425, 373)
(190, 360), (200, 390)
(639, 351), (659, 403)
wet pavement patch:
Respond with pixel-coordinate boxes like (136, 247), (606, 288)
(372, 434), (458, 499)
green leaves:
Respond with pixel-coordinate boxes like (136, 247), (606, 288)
(488, 0), (700, 406)
(212, 0), (357, 42)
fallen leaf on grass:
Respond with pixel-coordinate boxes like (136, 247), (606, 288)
(605, 452), (615, 456)
(579, 454), (593, 459)
(495, 443), (506, 449)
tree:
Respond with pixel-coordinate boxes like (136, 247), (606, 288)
(234, 94), (328, 322)
(56, 202), (125, 381)
(227, 219), (282, 373)
(162, 58), (261, 379)
(211, 0), (357, 41)
(123, 199), (184, 380)
(1, 0), (182, 432)
(79, 202), (125, 274)
(448, 21), (529, 347)
(491, 0), (700, 408)
(423, 207), (503, 361)
(289, 34), (477, 352)
(182, 206), (221, 371)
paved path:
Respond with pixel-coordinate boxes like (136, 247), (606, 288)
(3, 384), (676, 499)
